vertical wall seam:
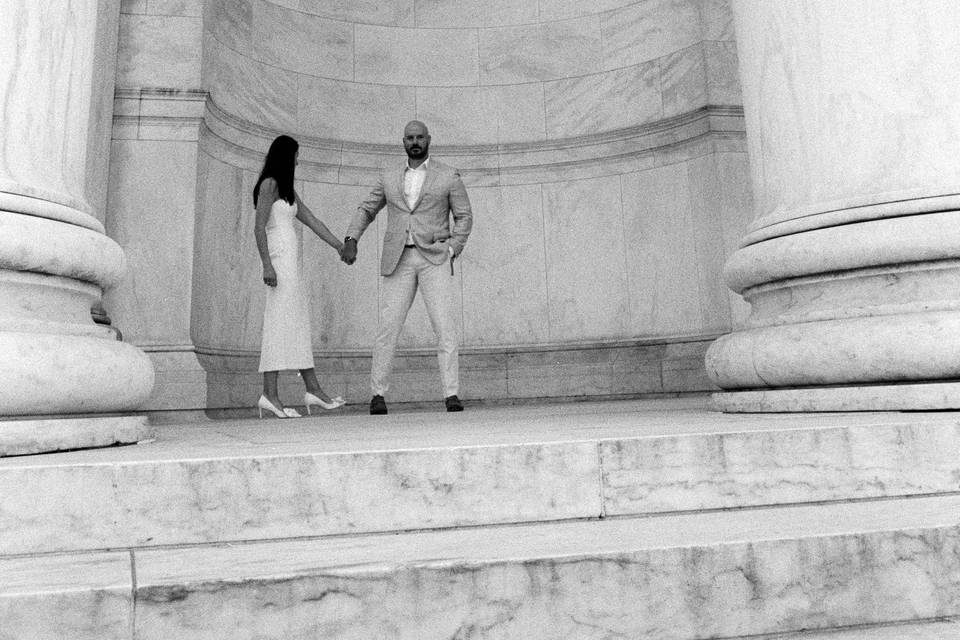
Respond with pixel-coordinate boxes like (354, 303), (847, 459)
(136, 91), (143, 140)
(475, 28), (482, 88)
(701, 40), (710, 105)
(596, 440), (607, 519)
(539, 183), (552, 341)
(693, 152), (718, 329)
(618, 174), (631, 338)
(129, 549), (138, 640)
(657, 57), (665, 124)
(541, 81), (548, 140)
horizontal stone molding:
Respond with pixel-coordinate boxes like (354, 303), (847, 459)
(0, 189), (103, 233)
(714, 381), (960, 412)
(194, 338), (716, 408)
(743, 191), (960, 247)
(0, 331), (155, 415)
(742, 260), (960, 329)
(0, 270), (107, 338)
(0, 211), (126, 288)
(113, 88), (207, 142)
(705, 309), (960, 389)
(725, 210), (960, 293)
(192, 334), (722, 359)
(258, 0), (638, 28)
(199, 97), (745, 183)
(0, 415), (149, 457)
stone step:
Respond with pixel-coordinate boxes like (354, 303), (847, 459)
(0, 551), (132, 640)
(5, 494), (959, 639)
(3, 398), (960, 555)
(767, 619), (960, 638)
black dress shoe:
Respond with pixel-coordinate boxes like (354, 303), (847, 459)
(445, 395), (463, 412)
(370, 395), (388, 415)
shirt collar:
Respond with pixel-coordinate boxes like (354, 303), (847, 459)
(406, 157), (429, 172)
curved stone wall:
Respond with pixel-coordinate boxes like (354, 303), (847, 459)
(202, 0), (738, 144)
(108, 0), (752, 406)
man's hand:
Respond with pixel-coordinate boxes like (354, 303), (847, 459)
(263, 264), (277, 287)
(340, 237), (357, 265)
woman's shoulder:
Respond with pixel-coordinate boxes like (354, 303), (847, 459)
(260, 176), (278, 192)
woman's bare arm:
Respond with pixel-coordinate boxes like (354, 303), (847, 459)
(295, 192), (344, 252)
(255, 178), (278, 286)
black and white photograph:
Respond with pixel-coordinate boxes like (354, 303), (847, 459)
(1, 1), (959, 638)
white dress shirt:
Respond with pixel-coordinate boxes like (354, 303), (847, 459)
(403, 158), (428, 245)
(403, 158), (428, 209)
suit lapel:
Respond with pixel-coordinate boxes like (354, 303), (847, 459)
(410, 162), (436, 213)
(395, 161), (409, 212)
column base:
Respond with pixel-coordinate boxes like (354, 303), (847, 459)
(712, 381), (960, 413)
(0, 415), (151, 457)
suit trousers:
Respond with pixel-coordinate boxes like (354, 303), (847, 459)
(372, 246), (459, 397)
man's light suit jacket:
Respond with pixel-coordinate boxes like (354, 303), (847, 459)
(347, 158), (473, 276)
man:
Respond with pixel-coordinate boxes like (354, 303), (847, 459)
(340, 120), (473, 415)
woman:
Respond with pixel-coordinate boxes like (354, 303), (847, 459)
(254, 135), (345, 418)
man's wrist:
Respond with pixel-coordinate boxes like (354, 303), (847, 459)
(344, 236), (357, 244)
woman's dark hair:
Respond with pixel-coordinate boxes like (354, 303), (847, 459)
(253, 135), (299, 206)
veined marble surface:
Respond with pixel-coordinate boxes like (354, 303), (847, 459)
(601, 0), (701, 70)
(602, 418), (960, 514)
(0, 411), (603, 552)
(298, 0), (415, 26)
(415, 0), (537, 28)
(734, 0), (960, 231)
(544, 60), (663, 138)
(542, 176), (631, 340)
(714, 382), (960, 413)
(131, 495), (960, 639)
(0, 551), (132, 640)
(6, 398), (960, 554)
(708, 1), (960, 405)
(191, 0), (739, 144)
(252, 0), (353, 79)
(769, 620), (960, 639)
(0, 1), (98, 211)
(105, 139), (198, 345)
(116, 13), (202, 88)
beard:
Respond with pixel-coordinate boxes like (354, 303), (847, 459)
(406, 143), (428, 159)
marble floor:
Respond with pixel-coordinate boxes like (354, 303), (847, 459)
(4, 397), (960, 639)
(11, 394), (960, 465)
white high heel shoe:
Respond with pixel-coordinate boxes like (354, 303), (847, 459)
(304, 392), (346, 414)
(258, 395), (301, 419)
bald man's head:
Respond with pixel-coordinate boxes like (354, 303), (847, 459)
(404, 120), (429, 136)
(403, 120), (431, 163)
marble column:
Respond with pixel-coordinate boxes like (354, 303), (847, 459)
(0, 1), (154, 453)
(706, 0), (960, 411)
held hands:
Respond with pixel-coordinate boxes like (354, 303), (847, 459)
(340, 237), (357, 265)
(263, 264), (277, 287)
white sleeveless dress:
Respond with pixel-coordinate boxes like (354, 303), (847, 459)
(258, 198), (314, 372)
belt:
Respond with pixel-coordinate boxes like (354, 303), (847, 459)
(404, 244), (416, 248)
